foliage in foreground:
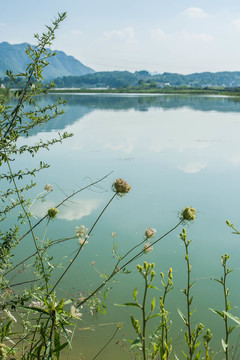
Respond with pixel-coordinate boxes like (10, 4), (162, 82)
(1, 12), (240, 360)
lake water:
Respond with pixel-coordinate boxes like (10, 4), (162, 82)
(8, 93), (240, 359)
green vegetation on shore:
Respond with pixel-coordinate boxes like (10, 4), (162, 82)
(48, 86), (240, 97)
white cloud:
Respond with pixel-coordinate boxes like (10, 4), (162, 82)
(179, 162), (207, 173)
(177, 31), (212, 42)
(70, 29), (83, 36)
(104, 27), (135, 42)
(31, 199), (100, 221)
(231, 18), (240, 30)
(150, 28), (166, 39)
(151, 29), (212, 42)
(182, 7), (210, 19)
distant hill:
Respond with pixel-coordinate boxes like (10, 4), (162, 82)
(0, 42), (94, 81)
(53, 70), (240, 89)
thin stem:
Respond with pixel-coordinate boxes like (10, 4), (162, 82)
(17, 172), (112, 244)
(185, 241), (192, 359)
(91, 326), (120, 360)
(77, 220), (182, 308)
(50, 193), (117, 293)
(142, 275), (148, 360)
(223, 260), (229, 360)
(5, 153), (49, 291)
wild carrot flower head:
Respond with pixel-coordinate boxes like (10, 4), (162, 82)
(44, 184), (53, 191)
(76, 225), (89, 246)
(145, 228), (157, 239)
(112, 178), (131, 196)
(180, 206), (196, 222)
(70, 305), (82, 319)
(48, 207), (59, 218)
(144, 242), (153, 254)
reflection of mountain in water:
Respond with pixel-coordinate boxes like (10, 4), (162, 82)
(10, 94), (240, 134)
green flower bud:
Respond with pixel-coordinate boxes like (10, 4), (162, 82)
(180, 207), (196, 222)
(48, 207), (59, 218)
(112, 178), (131, 195)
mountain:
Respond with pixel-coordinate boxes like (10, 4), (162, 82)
(0, 42), (94, 80)
(53, 70), (240, 89)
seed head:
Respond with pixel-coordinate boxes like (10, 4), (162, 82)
(48, 207), (59, 218)
(145, 228), (157, 239)
(144, 242), (153, 254)
(113, 178), (131, 195)
(180, 206), (196, 222)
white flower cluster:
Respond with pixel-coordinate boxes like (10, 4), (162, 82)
(44, 184), (53, 191)
(4, 309), (17, 323)
(145, 228), (157, 239)
(70, 305), (82, 319)
(75, 225), (89, 245)
(144, 242), (153, 254)
(29, 301), (46, 310)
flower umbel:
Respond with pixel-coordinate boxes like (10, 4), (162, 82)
(48, 207), (59, 218)
(145, 227), (157, 239)
(112, 178), (131, 195)
(144, 242), (153, 254)
(180, 206), (196, 222)
(44, 184), (53, 191)
(70, 305), (82, 319)
(76, 225), (89, 246)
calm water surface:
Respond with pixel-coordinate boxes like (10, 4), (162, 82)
(10, 94), (240, 359)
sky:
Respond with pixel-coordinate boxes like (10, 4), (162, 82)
(2, 0), (240, 74)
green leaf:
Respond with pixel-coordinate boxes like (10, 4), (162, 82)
(54, 330), (60, 360)
(209, 308), (224, 318)
(61, 325), (72, 349)
(19, 305), (49, 315)
(52, 342), (68, 354)
(148, 284), (160, 290)
(182, 350), (189, 359)
(133, 288), (138, 301)
(194, 350), (201, 360)
(189, 307), (196, 316)
(130, 338), (142, 350)
(148, 313), (162, 320)
(221, 339), (228, 352)
(178, 309), (187, 324)
(151, 297), (156, 312)
(116, 302), (141, 308)
(223, 311), (240, 325)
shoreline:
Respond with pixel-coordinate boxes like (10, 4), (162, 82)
(47, 87), (240, 97)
